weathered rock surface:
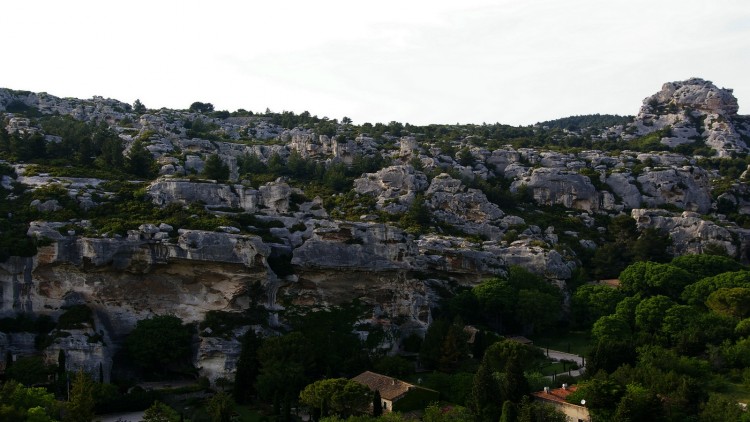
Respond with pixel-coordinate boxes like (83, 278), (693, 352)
(426, 174), (505, 240)
(635, 166), (712, 213)
(511, 168), (600, 212)
(631, 209), (747, 258)
(353, 165), (428, 213)
(627, 78), (749, 157)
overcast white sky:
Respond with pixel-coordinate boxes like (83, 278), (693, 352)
(2, 0), (748, 126)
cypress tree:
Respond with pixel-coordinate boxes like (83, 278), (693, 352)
(372, 390), (383, 417)
(500, 400), (518, 422)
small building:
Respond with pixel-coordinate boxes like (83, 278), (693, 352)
(507, 335), (534, 345)
(351, 371), (439, 413)
(531, 384), (590, 422)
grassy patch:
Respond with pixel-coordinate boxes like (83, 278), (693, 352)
(530, 330), (591, 356)
(719, 382), (750, 404)
(233, 405), (271, 422)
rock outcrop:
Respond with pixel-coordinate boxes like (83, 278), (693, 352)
(627, 78), (750, 157)
(511, 168), (600, 212)
(631, 209), (748, 258)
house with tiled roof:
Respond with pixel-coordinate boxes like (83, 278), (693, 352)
(351, 371), (439, 413)
(531, 384), (590, 422)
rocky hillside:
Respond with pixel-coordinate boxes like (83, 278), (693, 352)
(1, 78), (749, 381)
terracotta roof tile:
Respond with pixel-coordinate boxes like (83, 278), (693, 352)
(531, 385), (579, 405)
(352, 371), (414, 401)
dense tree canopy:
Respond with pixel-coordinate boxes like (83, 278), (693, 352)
(125, 315), (193, 375)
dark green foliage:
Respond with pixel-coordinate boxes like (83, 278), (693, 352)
(670, 254), (744, 280)
(468, 361), (501, 421)
(536, 114), (633, 131)
(500, 400), (517, 422)
(5, 355), (54, 386)
(419, 318), (450, 370)
(372, 390), (382, 417)
(125, 315), (193, 376)
(65, 370), (96, 422)
(189, 101), (215, 113)
(57, 304), (93, 329)
(126, 139), (157, 178)
(373, 356), (413, 377)
(699, 394), (748, 422)
(255, 332), (312, 402)
(286, 302), (370, 377)
(237, 152), (267, 175)
(438, 318), (470, 373)
(133, 99), (146, 113)
(572, 284), (626, 328)
(185, 117), (221, 140)
(619, 261), (696, 299)
(0, 380), (59, 421)
(233, 329), (261, 404)
(143, 400), (180, 422)
(499, 354), (528, 403)
(445, 266), (562, 335)
(299, 378), (372, 418)
(681, 270), (750, 306)
(0, 314), (55, 333)
(516, 396), (567, 422)
(206, 391), (234, 422)
(202, 154), (230, 181)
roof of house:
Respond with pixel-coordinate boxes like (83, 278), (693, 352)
(507, 335), (534, 345)
(351, 371), (415, 401)
(531, 385), (580, 406)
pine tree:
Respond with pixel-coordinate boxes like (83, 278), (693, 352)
(126, 139), (156, 178)
(203, 154), (230, 181)
(133, 99), (146, 114)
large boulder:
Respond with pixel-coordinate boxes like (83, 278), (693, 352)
(631, 209), (738, 257)
(353, 165), (428, 213)
(635, 166), (712, 213)
(426, 174), (504, 240)
(511, 168), (599, 212)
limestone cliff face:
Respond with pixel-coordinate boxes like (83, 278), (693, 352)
(0, 226), (270, 381)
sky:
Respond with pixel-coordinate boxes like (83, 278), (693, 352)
(2, 0), (749, 126)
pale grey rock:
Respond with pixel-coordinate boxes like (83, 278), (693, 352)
(579, 239), (597, 249)
(139, 224), (160, 235)
(605, 172), (643, 209)
(399, 137), (420, 157)
(627, 78), (748, 157)
(353, 165), (428, 213)
(427, 174), (504, 240)
(258, 180), (292, 214)
(511, 168), (599, 212)
(636, 166), (712, 213)
(1, 175), (13, 190)
(148, 179), (248, 210)
(196, 331), (247, 383)
(184, 155), (205, 174)
(291, 222), (416, 270)
(632, 208), (737, 256)
(502, 162), (532, 179)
